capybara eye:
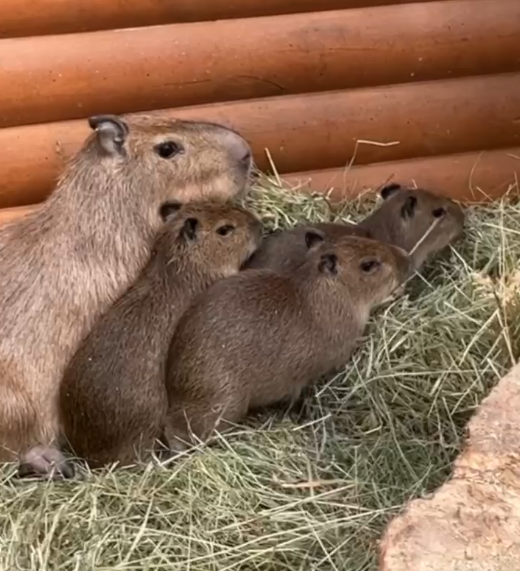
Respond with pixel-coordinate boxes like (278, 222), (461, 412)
(217, 224), (235, 236)
(432, 207), (446, 218)
(155, 141), (184, 159)
(360, 259), (381, 273)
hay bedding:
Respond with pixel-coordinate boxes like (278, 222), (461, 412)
(1, 177), (519, 571)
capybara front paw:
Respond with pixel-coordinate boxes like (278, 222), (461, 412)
(17, 444), (75, 480)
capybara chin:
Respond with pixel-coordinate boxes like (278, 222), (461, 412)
(244, 182), (465, 274)
(0, 112), (253, 477)
(164, 232), (411, 452)
(57, 201), (262, 472)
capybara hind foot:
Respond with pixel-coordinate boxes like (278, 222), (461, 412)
(17, 445), (75, 480)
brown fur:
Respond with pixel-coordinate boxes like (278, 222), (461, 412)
(59, 202), (262, 470)
(0, 113), (253, 469)
(164, 232), (411, 451)
(244, 183), (465, 273)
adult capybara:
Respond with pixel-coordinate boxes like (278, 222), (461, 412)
(0, 113), (253, 477)
(164, 231), (411, 451)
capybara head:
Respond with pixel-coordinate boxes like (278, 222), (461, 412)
(242, 221), (368, 273)
(301, 230), (411, 307)
(155, 201), (263, 277)
(80, 113), (252, 206)
(367, 182), (465, 270)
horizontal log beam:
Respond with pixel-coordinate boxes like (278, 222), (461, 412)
(1, 147), (518, 226)
(0, 0), (465, 39)
(0, 73), (518, 209)
(2, 1), (520, 128)
(286, 147), (520, 203)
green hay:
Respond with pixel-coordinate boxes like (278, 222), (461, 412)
(2, 175), (520, 571)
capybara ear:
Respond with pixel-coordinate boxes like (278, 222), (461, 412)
(380, 182), (402, 200)
(401, 195), (418, 219)
(318, 253), (338, 275)
(180, 218), (199, 242)
(304, 230), (325, 251)
(159, 201), (183, 222)
(432, 206), (447, 219)
(88, 114), (129, 156)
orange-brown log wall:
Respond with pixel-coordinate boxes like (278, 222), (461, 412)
(0, 0), (519, 224)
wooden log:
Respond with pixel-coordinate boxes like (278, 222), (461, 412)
(286, 147), (520, 204)
(0, 73), (518, 209)
(2, 147), (518, 226)
(1, 0), (520, 128)
(0, 0), (465, 39)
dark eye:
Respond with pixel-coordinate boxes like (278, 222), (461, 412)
(217, 224), (235, 236)
(155, 141), (184, 159)
(432, 207), (446, 218)
(360, 259), (381, 273)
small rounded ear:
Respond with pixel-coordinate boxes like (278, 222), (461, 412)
(88, 114), (129, 157)
(159, 201), (183, 222)
(401, 196), (417, 219)
(304, 229), (325, 251)
(381, 182), (402, 200)
(180, 218), (199, 242)
(432, 206), (446, 219)
(318, 253), (338, 275)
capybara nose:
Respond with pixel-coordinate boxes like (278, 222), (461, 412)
(219, 128), (253, 168)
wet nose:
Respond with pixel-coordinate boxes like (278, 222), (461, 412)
(218, 128), (253, 168)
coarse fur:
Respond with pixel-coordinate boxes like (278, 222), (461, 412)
(59, 202), (262, 470)
(164, 233), (411, 451)
(244, 183), (465, 273)
(0, 113), (253, 474)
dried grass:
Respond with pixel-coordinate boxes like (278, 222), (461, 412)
(1, 175), (520, 570)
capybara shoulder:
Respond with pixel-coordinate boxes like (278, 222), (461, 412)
(164, 231), (410, 451)
(59, 201), (262, 469)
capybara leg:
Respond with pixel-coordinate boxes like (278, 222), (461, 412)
(17, 445), (75, 480)
(0, 379), (39, 463)
(164, 416), (199, 454)
(165, 402), (220, 453)
(165, 396), (248, 454)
